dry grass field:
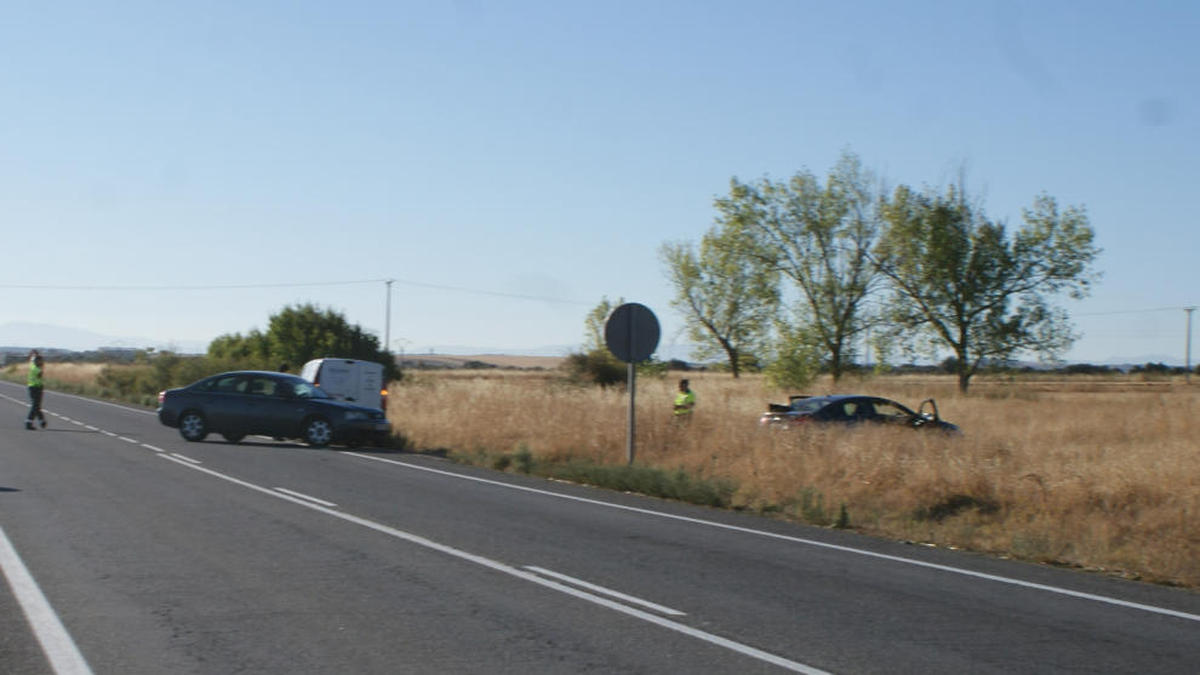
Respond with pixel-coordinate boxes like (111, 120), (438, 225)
(391, 370), (1200, 588)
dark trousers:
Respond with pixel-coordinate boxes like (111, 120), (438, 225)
(27, 386), (44, 422)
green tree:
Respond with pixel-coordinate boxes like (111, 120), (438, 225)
(718, 150), (885, 381)
(564, 297), (628, 387)
(209, 304), (401, 381)
(876, 185), (1100, 392)
(764, 322), (823, 389)
(660, 221), (778, 378)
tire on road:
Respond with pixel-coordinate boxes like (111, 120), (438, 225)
(179, 411), (208, 442)
(302, 417), (333, 448)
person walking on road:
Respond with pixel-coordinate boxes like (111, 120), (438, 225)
(26, 352), (46, 430)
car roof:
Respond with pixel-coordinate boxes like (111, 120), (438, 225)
(208, 370), (304, 380)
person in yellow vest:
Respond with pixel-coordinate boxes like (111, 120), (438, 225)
(26, 352), (46, 430)
(673, 378), (696, 420)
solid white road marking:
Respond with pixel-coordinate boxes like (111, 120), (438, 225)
(273, 488), (338, 507)
(169, 454), (201, 465)
(157, 454), (826, 674)
(346, 452), (1200, 624)
(0, 526), (93, 675)
(524, 566), (686, 616)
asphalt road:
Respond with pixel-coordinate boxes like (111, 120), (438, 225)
(1, 380), (1198, 674)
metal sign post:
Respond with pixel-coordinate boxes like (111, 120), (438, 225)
(604, 303), (661, 466)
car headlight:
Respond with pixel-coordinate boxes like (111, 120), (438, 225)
(343, 411), (368, 421)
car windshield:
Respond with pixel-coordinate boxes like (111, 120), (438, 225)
(280, 376), (330, 399)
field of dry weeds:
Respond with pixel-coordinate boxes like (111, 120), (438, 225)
(390, 370), (1200, 588)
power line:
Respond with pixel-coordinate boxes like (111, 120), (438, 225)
(1075, 305), (1196, 317)
(0, 279), (386, 291)
(0, 277), (592, 306)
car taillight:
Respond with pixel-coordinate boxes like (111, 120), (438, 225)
(380, 388), (388, 411)
(157, 391), (166, 405)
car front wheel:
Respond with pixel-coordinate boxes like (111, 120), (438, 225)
(302, 417), (333, 448)
(179, 411), (208, 442)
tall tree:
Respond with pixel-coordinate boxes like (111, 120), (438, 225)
(719, 150), (884, 381)
(876, 185), (1100, 392)
(209, 303), (401, 381)
(660, 223), (778, 377)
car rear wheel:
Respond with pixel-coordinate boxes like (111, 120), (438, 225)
(302, 417), (333, 448)
(179, 411), (208, 442)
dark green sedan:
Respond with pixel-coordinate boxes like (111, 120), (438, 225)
(157, 370), (391, 447)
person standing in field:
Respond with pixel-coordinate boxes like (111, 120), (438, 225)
(26, 352), (46, 430)
(673, 378), (696, 420)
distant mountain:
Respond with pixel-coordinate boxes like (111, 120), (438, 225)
(0, 322), (206, 354)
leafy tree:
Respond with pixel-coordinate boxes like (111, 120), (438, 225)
(718, 150), (885, 381)
(208, 330), (271, 366)
(208, 304), (401, 381)
(764, 322), (823, 390)
(583, 296), (624, 352)
(564, 297), (629, 387)
(660, 221), (778, 378)
(876, 185), (1099, 392)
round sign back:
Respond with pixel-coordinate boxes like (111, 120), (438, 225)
(604, 303), (661, 363)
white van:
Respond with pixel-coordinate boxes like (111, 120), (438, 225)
(299, 358), (388, 411)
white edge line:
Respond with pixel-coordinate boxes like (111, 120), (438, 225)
(156, 454), (824, 674)
(273, 488), (338, 508)
(169, 454), (201, 465)
(524, 566), (686, 616)
(0, 381), (156, 416)
(344, 453), (1200, 624)
(0, 526), (93, 675)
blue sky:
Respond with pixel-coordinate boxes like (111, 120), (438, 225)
(1, 1), (1196, 363)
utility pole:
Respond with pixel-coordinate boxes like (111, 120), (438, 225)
(1187, 306), (1196, 384)
(385, 279), (394, 353)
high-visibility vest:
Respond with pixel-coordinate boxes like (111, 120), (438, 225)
(674, 390), (695, 415)
(28, 362), (43, 388)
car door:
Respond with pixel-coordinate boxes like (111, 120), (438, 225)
(239, 374), (301, 437)
(202, 374), (251, 433)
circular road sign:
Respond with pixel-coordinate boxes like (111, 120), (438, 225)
(604, 303), (661, 363)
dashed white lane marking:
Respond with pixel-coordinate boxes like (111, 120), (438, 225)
(169, 454), (202, 465)
(524, 566), (686, 616)
(0, 526), (93, 675)
(273, 488), (337, 507)
(156, 454), (825, 674)
(347, 452), (1200, 625)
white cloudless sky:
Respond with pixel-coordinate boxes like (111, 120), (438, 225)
(1, 1), (1196, 362)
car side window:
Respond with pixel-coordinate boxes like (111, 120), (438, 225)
(213, 375), (247, 393)
(292, 381), (321, 399)
(247, 376), (278, 397)
(874, 401), (911, 421)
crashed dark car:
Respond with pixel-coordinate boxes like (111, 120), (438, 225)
(758, 394), (959, 433)
(157, 371), (392, 448)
